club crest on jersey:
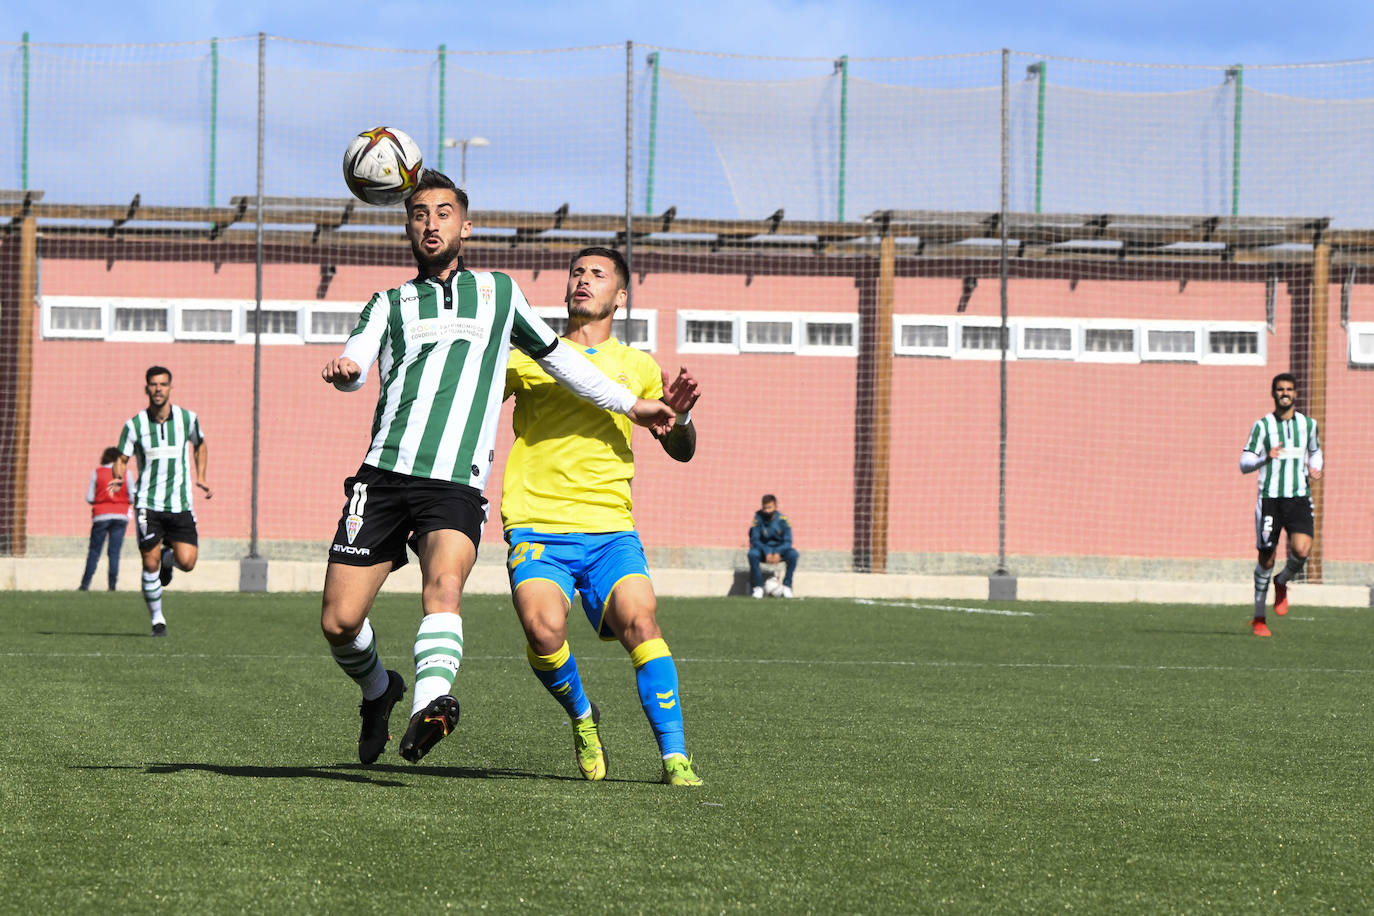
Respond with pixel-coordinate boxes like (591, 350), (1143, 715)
(345, 514), (364, 544)
(480, 285), (493, 306)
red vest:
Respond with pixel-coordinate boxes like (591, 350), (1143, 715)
(92, 465), (130, 518)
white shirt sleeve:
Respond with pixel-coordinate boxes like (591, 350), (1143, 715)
(1239, 450), (1266, 473)
(535, 341), (637, 414)
(1308, 446), (1324, 474)
(333, 293), (388, 392)
(86, 469), (98, 504)
(506, 277), (562, 357)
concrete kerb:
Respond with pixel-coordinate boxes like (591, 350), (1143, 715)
(5, 555), (1369, 607)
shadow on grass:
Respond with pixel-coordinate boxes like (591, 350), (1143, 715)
(1132, 628), (1249, 638)
(73, 762), (409, 787)
(72, 762), (658, 786)
(37, 631), (159, 639)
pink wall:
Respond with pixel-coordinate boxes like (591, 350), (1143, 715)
(26, 259), (1374, 569)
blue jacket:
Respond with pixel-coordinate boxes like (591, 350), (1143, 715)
(749, 510), (793, 552)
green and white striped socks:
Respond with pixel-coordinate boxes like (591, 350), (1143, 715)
(412, 612), (464, 715)
(141, 569), (165, 626)
(330, 617), (390, 700)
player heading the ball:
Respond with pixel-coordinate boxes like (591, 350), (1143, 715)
(318, 169), (676, 766)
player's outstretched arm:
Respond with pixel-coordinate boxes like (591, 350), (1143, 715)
(537, 341), (674, 433)
(657, 416), (696, 462)
(322, 357), (362, 389)
(655, 367), (700, 462)
(628, 399), (676, 436)
(195, 441), (214, 500)
(661, 367), (700, 414)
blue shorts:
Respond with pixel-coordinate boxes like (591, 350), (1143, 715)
(505, 528), (652, 640)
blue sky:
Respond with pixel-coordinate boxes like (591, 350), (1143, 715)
(11, 0), (1374, 66)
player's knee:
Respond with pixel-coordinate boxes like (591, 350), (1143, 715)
(525, 630), (566, 657)
(617, 613), (662, 648)
(423, 572), (464, 610)
(320, 608), (361, 645)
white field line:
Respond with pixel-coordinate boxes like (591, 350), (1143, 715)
(853, 598), (1034, 616)
(2, 651), (1369, 675)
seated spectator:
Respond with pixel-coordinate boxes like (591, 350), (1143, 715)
(748, 494), (798, 598)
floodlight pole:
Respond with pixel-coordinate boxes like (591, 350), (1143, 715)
(989, 48), (1016, 601)
(240, 32), (268, 591)
(999, 49), (1009, 576)
(624, 40), (635, 326)
(442, 136), (490, 188)
(437, 44), (447, 173)
(251, 31), (264, 560)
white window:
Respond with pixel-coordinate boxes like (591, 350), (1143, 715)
(1016, 320), (1078, 360)
(175, 300), (239, 342)
(109, 298), (174, 343)
(893, 316), (955, 358)
(956, 317), (1015, 360)
(304, 305), (363, 344)
(678, 310), (738, 354)
(1201, 322), (1266, 366)
(1348, 322), (1374, 366)
(739, 312), (799, 353)
(614, 311), (656, 351)
(1079, 321), (1140, 364)
(244, 309), (298, 335)
(41, 296), (107, 339)
(1140, 322), (1201, 362)
(240, 300), (309, 345)
(799, 313), (859, 357)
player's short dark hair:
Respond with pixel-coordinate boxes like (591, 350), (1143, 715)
(146, 365), (171, 384)
(761, 494), (777, 505)
(406, 169), (469, 214)
(100, 446), (120, 464)
(1272, 372), (1297, 394)
(571, 246), (629, 290)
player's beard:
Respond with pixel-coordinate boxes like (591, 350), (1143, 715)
(413, 234), (464, 277)
(567, 296), (617, 322)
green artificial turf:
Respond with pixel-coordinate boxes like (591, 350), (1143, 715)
(2, 591), (1370, 913)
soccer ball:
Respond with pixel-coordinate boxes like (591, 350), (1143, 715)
(342, 126), (424, 206)
(763, 576), (784, 597)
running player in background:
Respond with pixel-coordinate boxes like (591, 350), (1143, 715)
(502, 246), (705, 787)
(110, 366), (212, 637)
(1240, 372), (1323, 637)
(320, 172), (674, 766)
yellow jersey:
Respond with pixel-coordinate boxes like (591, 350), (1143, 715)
(502, 337), (664, 533)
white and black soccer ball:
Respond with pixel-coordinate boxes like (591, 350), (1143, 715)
(342, 126), (424, 206)
(763, 576), (784, 597)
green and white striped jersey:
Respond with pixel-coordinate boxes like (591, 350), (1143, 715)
(116, 405), (205, 513)
(339, 268), (558, 488)
(1244, 411), (1321, 498)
